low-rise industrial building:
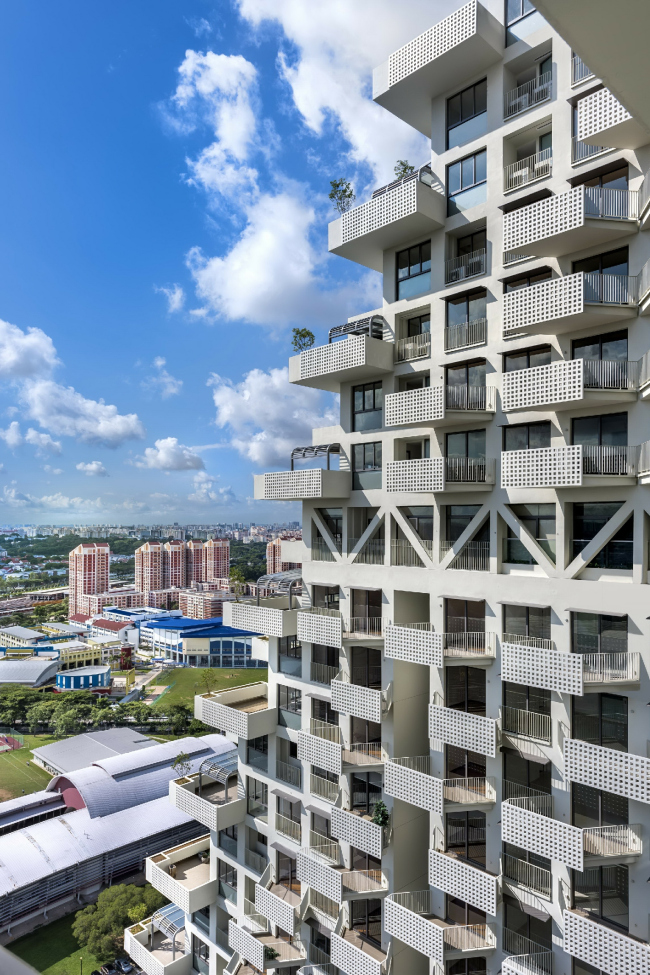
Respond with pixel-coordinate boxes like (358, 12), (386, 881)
(31, 728), (155, 775)
(0, 659), (58, 687)
(54, 663), (111, 693)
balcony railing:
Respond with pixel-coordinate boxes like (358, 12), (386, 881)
(583, 271), (637, 305)
(572, 136), (612, 164)
(504, 73), (552, 120)
(276, 812), (302, 844)
(584, 186), (639, 220)
(310, 772), (339, 803)
(297, 607), (342, 648)
(443, 631), (496, 658)
(342, 617), (386, 639)
(582, 823), (642, 858)
(581, 444), (637, 475)
(503, 929), (551, 962)
(445, 249), (487, 284)
(444, 923), (497, 953)
(394, 332), (431, 363)
(276, 759), (302, 789)
(444, 318), (487, 352)
(503, 633), (554, 650)
(391, 538), (425, 567)
(245, 848), (268, 874)
(581, 652), (640, 684)
(310, 661), (338, 685)
(446, 457), (496, 484)
(504, 149), (552, 192)
(445, 384), (496, 411)
(502, 853), (551, 898)
(312, 538), (336, 562)
(440, 540), (490, 571)
(571, 55), (595, 86)
(348, 538), (385, 565)
(503, 781), (549, 804)
(170, 771), (245, 835)
(310, 718), (342, 743)
(342, 741), (389, 766)
(501, 706), (552, 744)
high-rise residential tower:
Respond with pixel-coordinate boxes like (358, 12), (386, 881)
(204, 537), (230, 582)
(163, 539), (186, 590)
(186, 539), (205, 585)
(68, 542), (110, 616)
(134, 540), (163, 592)
(125, 5), (650, 975)
(266, 535), (301, 576)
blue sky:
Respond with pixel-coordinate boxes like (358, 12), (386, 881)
(0, 0), (442, 524)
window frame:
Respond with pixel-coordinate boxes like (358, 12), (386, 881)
(446, 79), (488, 150)
(447, 149), (488, 201)
(352, 381), (384, 432)
(396, 240), (432, 300)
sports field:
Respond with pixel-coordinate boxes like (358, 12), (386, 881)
(0, 734), (59, 801)
(151, 665), (268, 709)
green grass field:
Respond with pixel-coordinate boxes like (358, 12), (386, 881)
(0, 733), (59, 801)
(151, 666), (268, 709)
(9, 912), (104, 974)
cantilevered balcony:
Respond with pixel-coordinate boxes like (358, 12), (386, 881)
(502, 853), (551, 898)
(501, 706), (552, 744)
(385, 385), (496, 428)
(255, 871), (302, 936)
(228, 920), (306, 972)
(504, 73), (552, 121)
(445, 249), (487, 284)
(224, 596), (298, 638)
(385, 623), (443, 667)
(503, 640), (640, 696)
(297, 845), (388, 903)
(502, 795), (641, 871)
(385, 756), (495, 814)
(429, 850), (499, 915)
(503, 186), (639, 258)
(331, 806), (388, 859)
(578, 87), (650, 150)
(254, 465), (350, 502)
(443, 631), (496, 663)
(169, 758), (245, 834)
(195, 683), (277, 739)
(124, 912), (191, 975)
(501, 444), (639, 490)
(290, 329), (393, 393)
(331, 671), (391, 724)
(372, 0), (502, 135)
(298, 608), (342, 648)
(146, 837), (217, 914)
(429, 705), (498, 757)
(502, 271), (638, 338)
(564, 738), (650, 804)
(504, 149), (552, 194)
(328, 166), (444, 271)
(386, 457), (496, 494)
(331, 930), (389, 975)
(502, 357), (640, 412)
(298, 719), (343, 776)
(385, 890), (496, 962)
(563, 908), (650, 975)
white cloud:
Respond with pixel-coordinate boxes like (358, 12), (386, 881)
(155, 284), (185, 313)
(142, 356), (183, 399)
(188, 470), (236, 504)
(209, 366), (337, 467)
(25, 428), (62, 454)
(0, 484), (103, 512)
(0, 319), (59, 380)
(135, 437), (205, 471)
(0, 421), (23, 449)
(76, 461), (109, 477)
(21, 380), (145, 448)
(43, 465), (63, 475)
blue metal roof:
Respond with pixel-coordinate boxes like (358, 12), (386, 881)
(143, 617), (259, 637)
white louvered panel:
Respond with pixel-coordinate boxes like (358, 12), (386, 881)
(341, 178), (417, 244)
(503, 272), (584, 335)
(300, 335), (366, 380)
(385, 385), (444, 426)
(503, 187), (585, 253)
(297, 850), (342, 902)
(502, 643), (583, 695)
(428, 705), (497, 758)
(228, 921), (265, 972)
(227, 602), (285, 638)
(388, 0), (477, 86)
(297, 731), (342, 776)
(297, 611), (342, 648)
(501, 445), (582, 489)
(384, 760), (442, 814)
(384, 896), (443, 961)
(331, 679), (382, 723)
(563, 909), (650, 975)
(384, 624), (443, 667)
(145, 863), (190, 914)
(331, 932), (384, 975)
(578, 88), (632, 142)
(564, 739), (650, 804)
(198, 696), (248, 738)
(428, 850), (498, 915)
(255, 883), (296, 935)
(502, 359), (583, 411)
(502, 801), (583, 870)
(261, 469), (323, 500)
(331, 807), (383, 858)
(386, 457), (444, 493)
(171, 785), (219, 832)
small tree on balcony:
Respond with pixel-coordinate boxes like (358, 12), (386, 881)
(171, 751), (192, 779)
(329, 178), (355, 214)
(291, 327), (315, 353)
(394, 160), (416, 180)
(371, 799), (390, 827)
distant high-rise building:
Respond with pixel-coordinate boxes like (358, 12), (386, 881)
(185, 539), (204, 584)
(163, 539), (186, 590)
(204, 538), (230, 581)
(266, 535), (300, 575)
(68, 542), (110, 616)
(134, 540), (163, 592)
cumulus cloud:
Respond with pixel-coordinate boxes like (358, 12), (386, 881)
(0, 483), (103, 511)
(135, 437), (205, 471)
(155, 284), (185, 313)
(20, 380), (145, 448)
(25, 428), (62, 454)
(0, 319), (59, 380)
(43, 465), (63, 475)
(76, 461), (109, 477)
(0, 421), (23, 449)
(188, 470), (236, 504)
(142, 356), (183, 399)
(209, 366), (337, 467)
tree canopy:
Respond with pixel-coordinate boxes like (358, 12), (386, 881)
(72, 883), (166, 960)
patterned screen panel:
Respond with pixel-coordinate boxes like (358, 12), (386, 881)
(563, 909), (650, 975)
(501, 445), (582, 489)
(428, 705), (497, 757)
(386, 457), (445, 493)
(503, 187), (585, 253)
(578, 88), (632, 142)
(385, 385), (444, 426)
(502, 359), (583, 411)
(385, 624), (443, 667)
(388, 0), (477, 86)
(502, 642), (583, 695)
(564, 739), (650, 804)
(384, 759), (442, 813)
(428, 850), (498, 915)
(300, 335), (367, 380)
(385, 896), (444, 961)
(503, 272), (584, 335)
(342, 178), (417, 244)
(502, 800), (583, 870)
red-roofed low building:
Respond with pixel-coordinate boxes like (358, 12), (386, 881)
(90, 618), (133, 642)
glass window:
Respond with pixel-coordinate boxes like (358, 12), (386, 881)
(351, 771), (382, 814)
(312, 697), (339, 726)
(447, 80), (488, 149)
(446, 665), (486, 715)
(505, 503), (556, 563)
(353, 381), (383, 432)
(313, 585), (339, 611)
(503, 680), (550, 716)
(351, 645), (381, 688)
(506, 0), (545, 44)
(573, 783), (628, 830)
(503, 750), (551, 795)
(247, 776), (268, 819)
(446, 429), (486, 459)
(504, 269), (552, 292)
(446, 745), (486, 780)
(352, 442), (382, 491)
(503, 603), (551, 642)
(573, 330), (628, 362)
(573, 864), (628, 930)
(446, 505), (481, 543)
(446, 896), (486, 927)
(448, 960), (487, 975)
(503, 344), (552, 372)
(447, 150), (488, 215)
(446, 360), (486, 387)
(279, 635), (302, 676)
(572, 413), (627, 447)
(447, 290), (487, 328)
(350, 898), (382, 947)
(573, 693), (627, 751)
(572, 504), (632, 569)
(407, 313), (430, 336)
(457, 229), (487, 257)
(396, 240), (431, 300)
(247, 735), (268, 772)
(574, 247), (629, 279)
(503, 893), (552, 948)
(503, 421), (551, 451)
(446, 811), (486, 866)
(572, 612), (627, 655)
(278, 685), (302, 714)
